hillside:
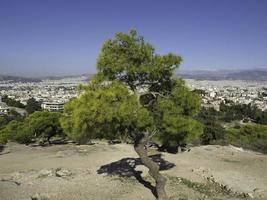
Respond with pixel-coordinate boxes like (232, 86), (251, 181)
(0, 74), (94, 83)
(0, 75), (41, 83)
(177, 69), (267, 81)
(0, 142), (266, 200)
(1, 69), (267, 83)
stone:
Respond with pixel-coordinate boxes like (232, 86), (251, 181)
(0, 179), (21, 187)
(243, 192), (254, 198)
(55, 168), (72, 177)
(253, 188), (266, 198)
(247, 193), (254, 198)
(37, 169), (53, 178)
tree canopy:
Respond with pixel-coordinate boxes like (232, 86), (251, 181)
(61, 29), (202, 200)
(25, 97), (42, 114)
(0, 111), (63, 144)
(1, 95), (25, 108)
(62, 29), (202, 146)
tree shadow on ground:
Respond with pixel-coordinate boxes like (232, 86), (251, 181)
(0, 144), (4, 152)
(97, 154), (175, 198)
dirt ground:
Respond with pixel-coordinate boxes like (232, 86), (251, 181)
(0, 141), (266, 200)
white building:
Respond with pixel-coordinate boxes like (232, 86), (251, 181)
(0, 98), (10, 115)
(41, 102), (64, 112)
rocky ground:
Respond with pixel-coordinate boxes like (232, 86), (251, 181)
(0, 141), (266, 200)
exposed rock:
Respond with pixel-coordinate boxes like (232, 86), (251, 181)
(228, 145), (245, 152)
(0, 179), (21, 186)
(247, 192), (254, 198)
(108, 140), (121, 145)
(28, 143), (41, 147)
(55, 150), (75, 158)
(55, 168), (72, 177)
(243, 192), (254, 198)
(253, 188), (266, 199)
(77, 149), (88, 153)
(37, 169), (53, 178)
(9, 171), (25, 180)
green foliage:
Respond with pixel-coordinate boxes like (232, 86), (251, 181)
(168, 176), (244, 199)
(197, 107), (221, 123)
(193, 89), (206, 96)
(225, 124), (267, 153)
(219, 102), (267, 124)
(1, 95), (25, 108)
(0, 110), (26, 144)
(197, 107), (225, 145)
(0, 110), (24, 130)
(254, 110), (267, 124)
(0, 120), (31, 144)
(201, 122), (225, 145)
(61, 81), (153, 143)
(197, 107), (267, 152)
(0, 111), (63, 144)
(25, 111), (63, 142)
(25, 97), (42, 114)
(12, 123), (32, 144)
(0, 129), (8, 144)
(62, 29), (202, 147)
(154, 79), (202, 147)
(96, 29), (182, 92)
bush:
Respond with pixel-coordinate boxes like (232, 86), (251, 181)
(13, 126), (33, 144)
(0, 120), (31, 144)
(0, 131), (8, 144)
(1, 95), (25, 108)
(225, 124), (267, 153)
(25, 98), (42, 114)
(201, 123), (225, 145)
(0, 110), (24, 130)
(19, 111), (63, 143)
(0, 111), (64, 144)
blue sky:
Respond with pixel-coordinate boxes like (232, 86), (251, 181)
(0, 0), (267, 76)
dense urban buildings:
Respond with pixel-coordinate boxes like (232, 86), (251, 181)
(0, 76), (87, 111)
(187, 79), (267, 111)
(0, 76), (266, 112)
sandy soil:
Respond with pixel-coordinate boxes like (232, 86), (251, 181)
(0, 141), (266, 200)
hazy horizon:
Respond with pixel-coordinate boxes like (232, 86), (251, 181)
(1, 0), (267, 76)
(1, 67), (267, 79)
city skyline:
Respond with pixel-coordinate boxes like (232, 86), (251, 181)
(0, 0), (267, 76)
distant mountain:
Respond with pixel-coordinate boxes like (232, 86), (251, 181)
(0, 74), (94, 82)
(1, 69), (267, 82)
(0, 75), (41, 82)
(41, 73), (93, 80)
(177, 69), (267, 81)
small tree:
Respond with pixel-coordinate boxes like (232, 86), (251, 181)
(25, 97), (41, 114)
(2, 95), (25, 108)
(0, 120), (31, 144)
(26, 111), (63, 143)
(61, 29), (202, 200)
(0, 111), (63, 144)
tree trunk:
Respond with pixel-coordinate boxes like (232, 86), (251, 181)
(134, 134), (169, 200)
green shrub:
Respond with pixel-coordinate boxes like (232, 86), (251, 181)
(0, 111), (64, 144)
(0, 131), (8, 144)
(1, 95), (25, 108)
(201, 122), (225, 145)
(225, 124), (267, 153)
(13, 126), (32, 144)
